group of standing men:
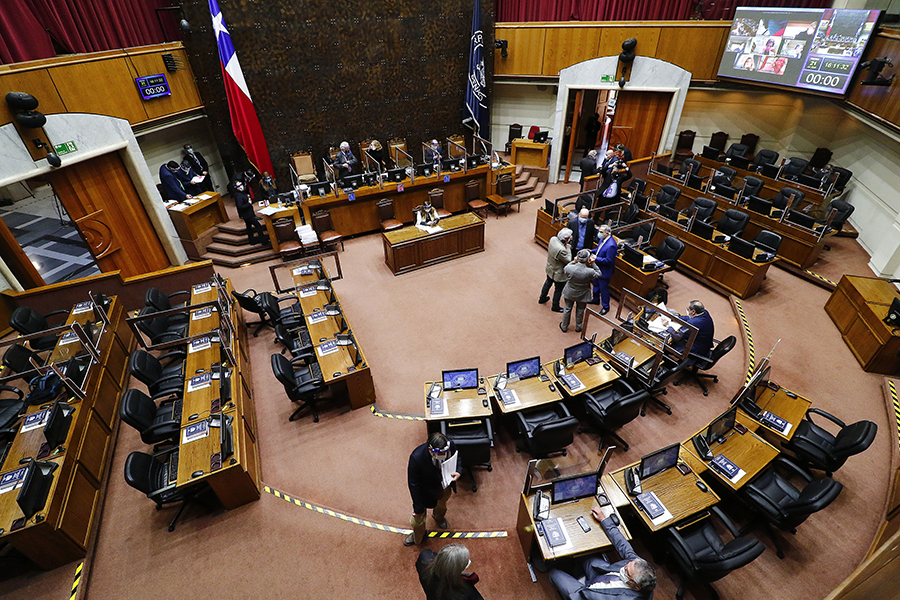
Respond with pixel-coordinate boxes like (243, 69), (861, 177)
(158, 144), (211, 202)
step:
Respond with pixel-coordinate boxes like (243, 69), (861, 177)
(523, 166), (550, 183)
(211, 232), (251, 246)
(515, 163), (524, 177)
(515, 170), (529, 186)
(518, 181), (546, 201)
(205, 241), (271, 257)
(217, 219), (248, 235)
(201, 249), (278, 268)
(515, 175), (538, 195)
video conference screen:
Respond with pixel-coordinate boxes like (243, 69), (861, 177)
(718, 8), (880, 97)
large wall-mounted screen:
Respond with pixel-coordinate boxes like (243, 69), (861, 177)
(718, 8), (881, 97)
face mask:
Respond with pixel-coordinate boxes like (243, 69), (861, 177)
(618, 566), (631, 585)
(186, 148), (194, 154)
(579, 218), (586, 224)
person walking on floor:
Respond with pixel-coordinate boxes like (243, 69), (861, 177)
(405, 432), (460, 546)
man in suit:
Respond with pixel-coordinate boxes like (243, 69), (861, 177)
(158, 161), (191, 202)
(550, 505), (657, 599)
(667, 300), (715, 359)
(332, 141), (358, 183)
(425, 139), (442, 166)
(232, 178), (268, 246)
(598, 157), (632, 205)
(405, 432), (460, 546)
(568, 208), (597, 253)
(560, 249), (602, 333)
(182, 144), (211, 191)
(539, 227), (572, 313)
(579, 150), (598, 191)
(590, 224), (617, 315)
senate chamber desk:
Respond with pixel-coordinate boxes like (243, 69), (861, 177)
(382, 213), (485, 275)
(510, 138), (550, 168)
(166, 192), (228, 259)
(825, 275), (900, 375)
(487, 365), (564, 414)
(423, 382), (493, 422)
(548, 350), (621, 398)
(0, 297), (131, 570)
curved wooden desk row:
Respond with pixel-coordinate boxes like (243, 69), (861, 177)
(300, 165), (493, 237)
(646, 171), (833, 270)
(0, 298), (132, 570)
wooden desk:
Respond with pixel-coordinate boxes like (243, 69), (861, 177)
(260, 204), (302, 249)
(550, 351), (620, 397)
(749, 384), (812, 445)
(517, 486), (631, 562)
(167, 193), (228, 240)
(609, 245), (669, 300)
(694, 155), (832, 209)
(610, 453), (719, 532)
(681, 411), (779, 491)
(825, 275), (900, 374)
(382, 213), (485, 275)
(488, 365), (563, 414)
(611, 337), (658, 370)
(511, 138), (549, 168)
(423, 382), (493, 421)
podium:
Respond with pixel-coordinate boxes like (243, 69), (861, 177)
(511, 138), (549, 167)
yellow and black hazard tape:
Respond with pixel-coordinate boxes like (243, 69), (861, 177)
(263, 485), (507, 539)
(733, 299), (755, 383)
(370, 402), (425, 421)
(70, 561), (83, 600)
(804, 270), (836, 287)
(889, 381), (899, 454)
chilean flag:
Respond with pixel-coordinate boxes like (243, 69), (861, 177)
(208, 0), (273, 175)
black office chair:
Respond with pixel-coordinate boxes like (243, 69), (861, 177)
(808, 147), (833, 170)
(820, 199), (854, 233)
(649, 236), (685, 289)
(784, 408), (877, 476)
(625, 178), (647, 196)
(665, 506), (766, 600)
(259, 292), (304, 330)
(752, 230), (782, 256)
(124, 450), (208, 532)
(621, 221), (654, 249)
(271, 352), (328, 422)
(119, 388), (181, 447)
(772, 187), (804, 211)
(673, 336), (736, 396)
(579, 380), (651, 451)
(0, 385), (26, 441)
(144, 286), (190, 316)
(739, 456), (843, 558)
(830, 167), (852, 192)
(273, 323), (315, 359)
(715, 209), (749, 238)
(711, 166), (736, 187)
(781, 157), (809, 180)
(640, 354), (692, 415)
(2, 343), (45, 376)
(684, 197), (717, 223)
(680, 158), (702, 180)
(752, 149), (779, 171)
(615, 202), (640, 227)
(723, 143), (749, 159)
(646, 288), (668, 305)
(741, 176), (764, 198)
(440, 418), (493, 492)
(135, 306), (189, 346)
(514, 404), (579, 458)
(128, 348), (185, 400)
(655, 185), (681, 209)
(9, 306), (69, 352)
(231, 289), (272, 337)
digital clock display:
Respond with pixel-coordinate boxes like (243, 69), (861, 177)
(135, 74), (171, 100)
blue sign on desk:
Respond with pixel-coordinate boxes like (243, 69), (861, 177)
(72, 301), (93, 314)
(188, 371), (212, 392)
(0, 467), (27, 494)
(317, 340), (339, 356)
(183, 420), (209, 444)
(21, 409), (50, 433)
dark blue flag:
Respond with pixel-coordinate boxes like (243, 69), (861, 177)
(465, 0), (487, 136)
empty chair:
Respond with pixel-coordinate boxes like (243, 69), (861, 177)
(621, 221), (654, 248)
(785, 408), (877, 476)
(640, 354), (692, 415)
(711, 166), (736, 187)
(830, 167), (852, 191)
(724, 143), (749, 159)
(290, 151), (318, 184)
(144, 287), (190, 314)
(258, 292), (304, 330)
(781, 157), (809, 180)
(505, 123), (522, 154)
(231, 288), (273, 337)
(752, 230), (782, 255)
(135, 306), (189, 346)
(377, 198), (403, 231)
(649, 235), (686, 289)
(716, 209), (749, 237)
(124, 450), (208, 532)
(673, 336), (736, 396)
(580, 380), (651, 451)
(739, 133), (760, 156)
(440, 418), (493, 491)
(427, 188), (451, 219)
(119, 388), (181, 446)
(514, 403), (579, 457)
(665, 506), (766, 600)
(274, 323), (314, 359)
(486, 172), (521, 218)
(273, 218), (303, 261)
(655, 184), (681, 208)
(752, 149), (779, 170)
(271, 352), (328, 422)
(9, 306), (69, 352)
(0, 385), (26, 441)
(685, 197), (717, 223)
(709, 131), (729, 151)
(681, 157), (702, 178)
(772, 187), (804, 211)
(2, 343), (45, 376)
(527, 125), (539, 140)
(739, 456), (843, 558)
(128, 348), (185, 400)
(820, 199), (854, 233)
(625, 178), (647, 196)
(808, 147), (833, 170)
(741, 176), (764, 198)
(673, 130), (696, 162)
(616, 202), (639, 227)
(311, 210), (344, 251)
(465, 179), (488, 218)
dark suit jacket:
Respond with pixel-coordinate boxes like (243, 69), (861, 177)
(159, 165), (187, 201)
(580, 156), (597, 179)
(332, 150), (358, 180)
(407, 442), (459, 514)
(571, 518), (652, 600)
(183, 151), (208, 174)
(670, 310), (715, 358)
(233, 191), (255, 220)
(568, 214), (597, 252)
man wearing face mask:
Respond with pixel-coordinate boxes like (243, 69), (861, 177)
(232, 178), (268, 246)
(405, 432), (460, 546)
(550, 505), (657, 599)
(425, 139), (442, 168)
(589, 224), (617, 315)
(159, 161), (192, 202)
(332, 141), (358, 184)
(567, 208), (598, 254)
(259, 172), (277, 201)
(182, 144), (211, 191)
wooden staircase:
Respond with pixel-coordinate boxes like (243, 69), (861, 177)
(199, 219), (277, 267)
(513, 163), (548, 201)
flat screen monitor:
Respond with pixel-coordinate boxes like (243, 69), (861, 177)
(752, 365), (773, 400)
(718, 8), (881, 97)
(727, 155), (751, 170)
(551, 470), (598, 504)
(600, 329), (627, 353)
(787, 210), (816, 229)
(343, 174), (363, 190)
(387, 167), (407, 182)
(544, 199), (555, 217)
(534, 131), (549, 143)
(348, 342), (364, 367)
(729, 236), (756, 260)
(309, 181), (331, 197)
(711, 184), (737, 200)
(467, 155), (484, 169)
(657, 204), (680, 223)
(747, 196), (774, 215)
(441, 158), (462, 172)
(706, 407), (737, 444)
(16, 460), (57, 521)
(690, 219), (715, 241)
(564, 342), (593, 366)
(441, 368), (479, 390)
(639, 443), (680, 479)
(507, 356), (541, 380)
(701, 145), (721, 160)
(622, 244), (644, 269)
(43, 401), (74, 452)
(415, 164), (435, 178)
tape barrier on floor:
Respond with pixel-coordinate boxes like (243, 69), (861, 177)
(733, 299), (755, 384)
(70, 562), (83, 600)
(263, 485), (507, 539)
(370, 403), (425, 421)
(890, 381), (899, 454)
(804, 270), (836, 287)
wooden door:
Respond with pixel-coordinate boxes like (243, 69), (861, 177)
(47, 153), (169, 277)
(613, 91), (673, 161)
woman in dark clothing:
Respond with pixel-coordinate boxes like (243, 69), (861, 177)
(416, 544), (483, 600)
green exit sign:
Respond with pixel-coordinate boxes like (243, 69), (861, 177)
(54, 141), (77, 155)
(600, 74), (615, 82)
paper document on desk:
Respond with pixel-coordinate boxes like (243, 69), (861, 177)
(416, 224), (443, 234)
(258, 205), (280, 216)
(195, 193), (212, 200)
(169, 203), (189, 211)
(441, 451), (459, 488)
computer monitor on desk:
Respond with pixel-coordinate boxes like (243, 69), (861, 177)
(343, 174), (363, 190)
(16, 460), (58, 521)
(564, 341), (593, 366)
(387, 168), (407, 182)
(705, 407), (737, 444)
(415, 164), (435, 178)
(442, 368), (479, 390)
(551, 470), (599, 504)
(656, 204), (679, 223)
(309, 181), (332, 197)
(787, 210), (816, 230)
(348, 342), (365, 368)
(442, 159), (463, 172)
(507, 356), (541, 380)
(747, 196), (773, 215)
(690, 219), (715, 241)
(639, 443), (681, 480)
(534, 131), (549, 144)
(621, 244), (644, 269)
(728, 236), (756, 260)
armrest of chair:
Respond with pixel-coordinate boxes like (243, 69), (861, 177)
(772, 455), (812, 483)
(0, 385), (24, 401)
(710, 505), (742, 539)
(289, 353), (316, 366)
(167, 290), (191, 301)
(44, 308), (71, 322)
(151, 445), (179, 461)
(666, 526), (699, 571)
(582, 391), (608, 419)
(804, 407), (845, 429)
(159, 349), (187, 364)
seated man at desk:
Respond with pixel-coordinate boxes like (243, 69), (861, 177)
(332, 141), (358, 183)
(415, 199), (442, 233)
(549, 505), (657, 600)
(667, 300), (715, 359)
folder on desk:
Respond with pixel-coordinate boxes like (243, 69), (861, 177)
(429, 396), (447, 418)
(498, 389), (520, 406)
(187, 372), (212, 392)
(183, 420), (210, 443)
(636, 491), (666, 519)
(760, 411), (791, 434)
(542, 518), (568, 548)
(711, 454), (740, 479)
(561, 373), (585, 392)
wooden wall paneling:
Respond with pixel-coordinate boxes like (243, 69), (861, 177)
(847, 34), (900, 130)
(597, 27), (660, 61)
(0, 69), (67, 127)
(0, 212), (44, 288)
(494, 27), (545, 76)
(47, 152), (171, 277)
(48, 58), (148, 124)
(542, 27), (603, 76)
(655, 26), (728, 80)
(613, 90), (673, 160)
(58, 464), (100, 549)
(826, 528), (900, 600)
(125, 48), (204, 121)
